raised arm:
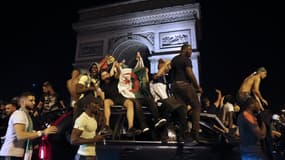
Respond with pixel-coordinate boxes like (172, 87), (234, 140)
(110, 61), (121, 79)
(213, 89), (222, 107)
(154, 60), (171, 79)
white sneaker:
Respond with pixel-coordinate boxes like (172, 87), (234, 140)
(143, 127), (150, 133)
(155, 118), (167, 128)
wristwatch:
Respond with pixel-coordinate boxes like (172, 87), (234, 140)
(37, 130), (43, 137)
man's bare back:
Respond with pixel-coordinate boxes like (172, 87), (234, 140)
(67, 69), (81, 106)
(239, 73), (259, 93)
(238, 67), (268, 108)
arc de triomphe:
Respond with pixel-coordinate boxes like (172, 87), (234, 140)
(73, 0), (201, 82)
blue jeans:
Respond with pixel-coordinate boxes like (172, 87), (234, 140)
(240, 145), (269, 160)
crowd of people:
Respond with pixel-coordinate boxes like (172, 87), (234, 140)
(0, 43), (280, 160)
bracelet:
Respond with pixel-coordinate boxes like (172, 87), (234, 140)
(37, 130), (43, 137)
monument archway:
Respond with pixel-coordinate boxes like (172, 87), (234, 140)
(109, 34), (153, 68)
(112, 41), (150, 68)
(73, 0), (201, 81)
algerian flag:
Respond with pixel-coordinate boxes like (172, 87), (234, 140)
(118, 68), (150, 99)
(118, 52), (150, 98)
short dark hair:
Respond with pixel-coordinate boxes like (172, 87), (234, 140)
(73, 94), (103, 121)
(223, 94), (235, 104)
(10, 96), (20, 108)
(43, 81), (51, 87)
(88, 62), (98, 72)
(181, 43), (192, 52)
(244, 97), (258, 109)
(256, 67), (267, 73)
(20, 91), (35, 98)
(81, 94), (102, 106)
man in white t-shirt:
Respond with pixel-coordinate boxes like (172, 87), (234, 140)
(0, 92), (57, 160)
(71, 94), (105, 160)
(222, 96), (235, 129)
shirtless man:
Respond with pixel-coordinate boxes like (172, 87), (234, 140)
(237, 67), (268, 110)
(67, 69), (81, 108)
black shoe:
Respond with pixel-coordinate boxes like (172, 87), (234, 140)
(100, 126), (113, 136)
(189, 132), (199, 141)
(183, 134), (199, 146)
(161, 136), (170, 143)
(126, 128), (141, 137)
(176, 136), (184, 143)
(183, 138), (199, 146)
(154, 118), (167, 128)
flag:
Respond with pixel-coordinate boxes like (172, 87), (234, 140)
(118, 67), (150, 98)
(98, 55), (115, 71)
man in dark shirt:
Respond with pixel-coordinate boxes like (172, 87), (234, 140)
(154, 44), (202, 143)
(36, 81), (66, 126)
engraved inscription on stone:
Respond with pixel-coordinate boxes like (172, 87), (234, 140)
(159, 30), (191, 49)
(78, 40), (104, 57)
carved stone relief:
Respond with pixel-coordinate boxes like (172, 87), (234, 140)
(73, 1), (201, 80)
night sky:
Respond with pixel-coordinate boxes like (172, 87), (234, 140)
(0, 0), (284, 112)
